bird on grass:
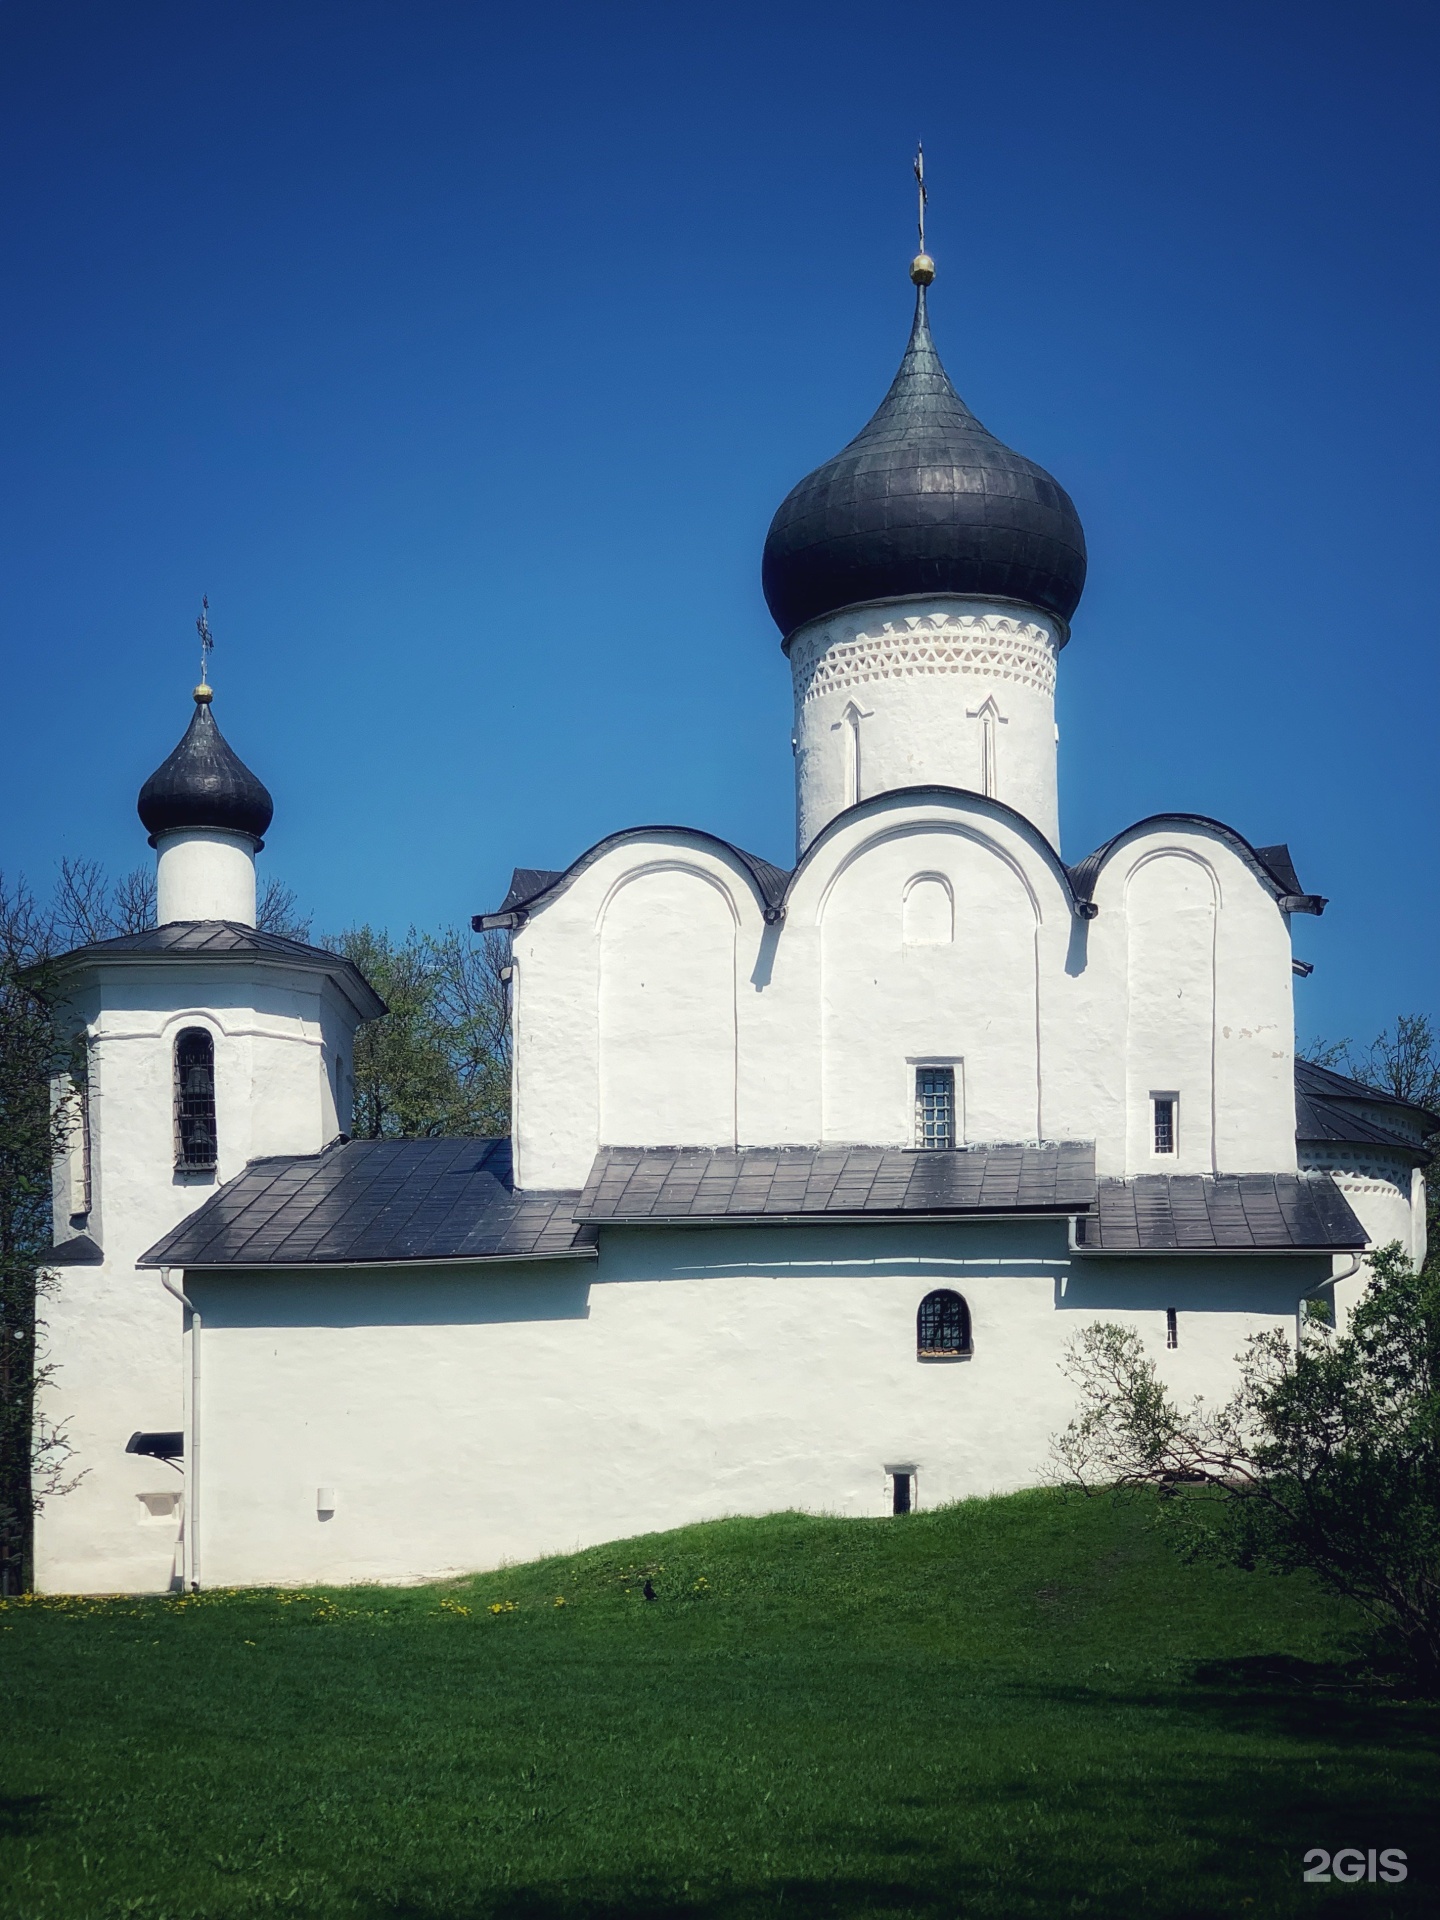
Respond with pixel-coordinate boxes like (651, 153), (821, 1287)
(642, 1578), (657, 1602)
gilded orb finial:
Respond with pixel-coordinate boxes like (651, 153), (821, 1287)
(910, 144), (935, 285)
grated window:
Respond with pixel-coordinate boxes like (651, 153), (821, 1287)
(917, 1288), (971, 1358)
(915, 1066), (955, 1150)
(1166, 1308), (1178, 1349)
(174, 1029), (217, 1170)
(1153, 1096), (1176, 1156)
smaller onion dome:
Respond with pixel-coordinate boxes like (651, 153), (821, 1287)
(137, 688), (274, 847)
(762, 283), (1087, 638)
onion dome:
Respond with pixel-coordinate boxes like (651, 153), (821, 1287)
(137, 687), (274, 847)
(762, 282), (1087, 638)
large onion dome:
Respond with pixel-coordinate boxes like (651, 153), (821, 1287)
(762, 284), (1087, 637)
(137, 688), (274, 847)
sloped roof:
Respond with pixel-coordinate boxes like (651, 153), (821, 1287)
(47, 920), (386, 1020)
(1295, 1057), (1439, 1157)
(1075, 1173), (1365, 1254)
(138, 1137), (591, 1269)
(576, 1142), (1096, 1222)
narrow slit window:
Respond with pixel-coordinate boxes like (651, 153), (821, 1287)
(174, 1029), (217, 1170)
(1166, 1308), (1178, 1349)
(915, 1066), (955, 1150)
(917, 1288), (972, 1359)
(1152, 1095), (1177, 1156)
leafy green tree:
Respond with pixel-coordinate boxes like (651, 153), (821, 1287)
(0, 878), (83, 1594)
(327, 926), (510, 1139)
(1055, 1244), (1440, 1680)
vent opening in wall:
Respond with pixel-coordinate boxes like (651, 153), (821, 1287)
(1152, 1094), (1177, 1157)
(915, 1066), (956, 1149)
(917, 1289), (972, 1359)
(174, 1028), (217, 1170)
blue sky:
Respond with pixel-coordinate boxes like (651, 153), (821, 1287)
(2, 0), (1435, 1052)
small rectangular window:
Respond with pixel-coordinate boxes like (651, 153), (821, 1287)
(915, 1066), (955, 1150)
(891, 1472), (912, 1516)
(1166, 1308), (1178, 1349)
(1152, 1095), (1177, 1156)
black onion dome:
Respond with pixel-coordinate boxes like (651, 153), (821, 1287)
(137, 695), (274, 846)
(762, 286), (1087, 637)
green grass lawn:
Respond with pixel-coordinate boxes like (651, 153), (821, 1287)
(1, 1489), (1433, 1919)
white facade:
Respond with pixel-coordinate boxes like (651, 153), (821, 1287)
(183, 1229), (1319, 1588)
(512, 795), (1299, 1191)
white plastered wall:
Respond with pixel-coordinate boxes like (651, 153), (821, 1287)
(184, 1222), (1331, 1589)
(34, 960), (364, 1594)
(788, 597), (1064, 854)
(513, 798), (1305, 1192)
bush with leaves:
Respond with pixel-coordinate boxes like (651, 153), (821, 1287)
(1055, 1243), (1440, 1680)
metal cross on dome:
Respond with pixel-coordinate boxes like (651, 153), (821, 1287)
(196, 595), (213, 689)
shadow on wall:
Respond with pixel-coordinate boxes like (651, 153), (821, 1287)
(1056, 1257), (1334, 1316)
(194, 1265), (594, 1330)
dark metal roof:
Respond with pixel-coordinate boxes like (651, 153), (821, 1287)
(576, 1142), (1097, 1223)
(49, 921), (387, 1020)
(1295, 1057), (1439, 1152)
(1068, 818), (1327, 916)
(1076, 1173), (1365, 1254)
(137, 693), (274, 846)
(761, 285), (1087, 639)
(137, 1137), (591, 1270)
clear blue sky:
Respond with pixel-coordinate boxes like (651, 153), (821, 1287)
(2, 1), (1435, 1052)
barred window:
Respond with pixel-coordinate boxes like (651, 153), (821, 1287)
(1166, 1307), (1178, 1349)
(917, 1288), (971, 1358)
(1153, 1095), (1176, 1155)
(174, 1029), (217, 1170)
(915, 1066), (955, 1150)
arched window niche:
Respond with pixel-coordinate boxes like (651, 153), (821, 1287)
(174, 1028), (217, 1172)
(902, 873), (953, 946)
(917, 1288), (971, 1361)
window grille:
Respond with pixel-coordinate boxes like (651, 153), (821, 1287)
(1152, 1096), (1176, 1155)
(917, 1288), (971, 1358)
(174, 1029), (217, 1170)
(1166, 1308), (1178, 1349)
(915, 1066), (955, 1149)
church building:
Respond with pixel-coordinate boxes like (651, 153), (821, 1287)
(35, 247), (1433, 1594)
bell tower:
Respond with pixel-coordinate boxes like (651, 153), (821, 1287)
(33, 652), (383, 1595)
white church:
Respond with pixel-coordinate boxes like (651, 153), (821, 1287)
(36, 251), (1434, 1595)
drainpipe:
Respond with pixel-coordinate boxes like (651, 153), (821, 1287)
(160, 1268), (200, 1590)
(1300, 1252), (1362, 1343)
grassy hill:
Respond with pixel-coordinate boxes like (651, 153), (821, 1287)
(1, 1488), (1434, 1918)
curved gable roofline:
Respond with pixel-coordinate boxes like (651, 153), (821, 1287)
(474, 829), (792, 931)
(1068, 814), (1327, 917)
(785, 785), (1086, 918)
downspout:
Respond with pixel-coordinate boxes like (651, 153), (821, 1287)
(160, 1268), (200, 1590)
(1299, 1252), (1362, 1343)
